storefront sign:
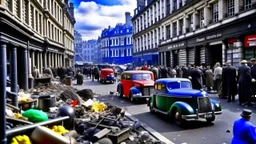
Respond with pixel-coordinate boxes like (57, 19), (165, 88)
(244, 34), (256, 47)
(167, 42), (185, 49)
(196, 33), (222, 42)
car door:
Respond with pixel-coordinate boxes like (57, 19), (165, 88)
(120, 73), (132, 98)
(154, 83), (167, 111)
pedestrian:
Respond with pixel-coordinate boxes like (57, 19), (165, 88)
(231, 109), (256, 144)
(181, 65), (189, 78)
(205, 66), (214, 92)
(222, 61), (238, 102)
(188, 64), (202, 90)
(151, 66), (159, 80)
(238, 60), (252, 106)
(32, 66), (40, 78)
(213, 62), (223, 97)
(160, 66), (168, 78)
(250, 58), (256, 100)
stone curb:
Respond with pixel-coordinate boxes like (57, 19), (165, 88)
(125, 112), (175, 144)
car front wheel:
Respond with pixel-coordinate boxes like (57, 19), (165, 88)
(174, 109), (185, 126)
(149, 101), (155, 113)
(118, 86), (123, 98)
(129, 91), (135, 103)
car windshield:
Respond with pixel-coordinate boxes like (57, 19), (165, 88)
(167, 81), (191, 89)
(132, 73), (152, 80)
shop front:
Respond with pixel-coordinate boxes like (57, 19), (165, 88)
(159, 41), (186, 67)
(244, 34), (256, 61)
(133, 49), (158, 66)
(187, 32), (223, 67)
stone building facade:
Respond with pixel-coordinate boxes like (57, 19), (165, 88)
(0, 0), (75, 91)
(133, 0), (256, 67)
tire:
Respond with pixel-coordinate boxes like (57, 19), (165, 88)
(149, 101), (155, 113)
(117, 86), (123, 98)
(206, 116), (215, 123)
(173, 109), (185, 126)
(129, 91), (135, 103)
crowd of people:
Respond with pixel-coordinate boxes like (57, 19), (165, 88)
(135, 58), (256, 107)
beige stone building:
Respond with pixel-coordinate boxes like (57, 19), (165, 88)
(0, 0), (75, 90)
(132, 0), (256, 67)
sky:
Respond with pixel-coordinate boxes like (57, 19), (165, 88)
(70, 0), (137, 41)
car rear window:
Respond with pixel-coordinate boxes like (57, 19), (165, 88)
(132, 73), (152, 80)
(167, 81), (191, 89)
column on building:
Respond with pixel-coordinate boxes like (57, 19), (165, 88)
(43, 51), (47, 69)
(218, 0), (224, 20)
(192, 11), (196, 31)
(164, 52), (166, 66)
(163, 0), (166, 17)
(36, 51), (40, 70)
(48, 52), (51, 67)
(10, 44), (18, 106)
(55, 53), (57, 68)
(22, 48), (29, 91)
(152, 30), (155, 48)
(177, 0), (181, 9)
(31, 50), (35, 68)
(170, 22), (173, 38)
(51, 52), (54, 67)
(222, 41), (226, 64)
(159, 0), (162, 19)
(39, 52), (43, 74)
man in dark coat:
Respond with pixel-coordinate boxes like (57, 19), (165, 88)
(188, 65), (202, 90)
(181, 65), (189, 78)
(160, 66), (168, 78)
(151, 66), (159, 80)
(250, 58), (256, 100)
(238, 60), (252, 106)
(222, 61), (237, 102)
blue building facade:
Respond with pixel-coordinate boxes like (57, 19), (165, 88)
(101, 12), (133, 65)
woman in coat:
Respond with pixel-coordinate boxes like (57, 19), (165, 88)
(205, 66), (214, 91)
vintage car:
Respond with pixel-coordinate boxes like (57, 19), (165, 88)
(147, 78), (222, 126)
(99, 68), (116, 84)
(117, 70), (155, 102)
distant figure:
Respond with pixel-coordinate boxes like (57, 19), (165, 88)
(32, 66), (40, 78)
(141, 64), (148, 70)
(188, 65), (202, 90)
(231, 109), (256, 144)
(44, 65), (53, 78)
(205, 66), (214, 91)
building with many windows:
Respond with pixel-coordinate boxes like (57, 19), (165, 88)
(82, 39), (97, 63)
(0, 0), (75, 91)
(74, 30), (86, 64)
(132, 0), (256, 68)
(101, 12), (133, 65)
(94, 36), (102, 64)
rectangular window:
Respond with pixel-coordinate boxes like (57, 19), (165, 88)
(199, 9), (204, 28)
(39, 14), (42, 34)
(173, 0), (177, 11)
(166, 25), (171, 39)
(121, 38), (124, 45)
(30, 6), (34, 29)
(212, 2), (219, 23)
(173, 22), (177, 37)
(35, 11), (38, 32)
(121, 49), (124, 57)
(227, 0), (235, 16)
(244, 0), (252, 10)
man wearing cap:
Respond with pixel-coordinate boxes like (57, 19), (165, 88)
(231, 109), (256, 144)
(238, 60), (252, 106)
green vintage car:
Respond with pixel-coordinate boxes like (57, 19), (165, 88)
(147, 78), (222, 126)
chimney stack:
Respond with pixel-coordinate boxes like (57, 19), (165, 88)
(69, 2), (74, 18)
(125, 12), (132, 27)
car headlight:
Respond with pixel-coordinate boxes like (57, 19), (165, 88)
(215, 103), (220, 107)
(135, 93), (142, 96)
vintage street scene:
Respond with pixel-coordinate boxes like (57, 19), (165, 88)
(0, 0), (256, 144)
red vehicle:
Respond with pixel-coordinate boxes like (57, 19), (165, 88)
(117, 70), (155, 102)
(100, 68), (116, 84)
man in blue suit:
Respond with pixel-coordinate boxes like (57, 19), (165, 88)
(231, 109), (256, 144)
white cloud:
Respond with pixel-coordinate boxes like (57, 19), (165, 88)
(74, 0), (136, 41)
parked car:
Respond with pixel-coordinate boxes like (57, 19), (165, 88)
(147, 78), (222, 126)
(117, 70), (154, 102)
(100, 68), (116, 84)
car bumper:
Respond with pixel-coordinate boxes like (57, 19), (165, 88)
(181, 111), (222, 119)
(132, 94), (150, 99)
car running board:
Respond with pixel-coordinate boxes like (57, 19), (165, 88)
(153, 108), (168, 115)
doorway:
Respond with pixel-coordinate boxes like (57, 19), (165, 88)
(206, 44), (222, 67)
(172, 50), (178, 68)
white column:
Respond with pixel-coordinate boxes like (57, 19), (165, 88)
(222, 41), (226, 64)
(153, 30), (155, 48)
(159, 0), (162, 19)
(51, 52), (54, 67)
(37, 52), (40, 69)
(55, 53), (57, 67)
(192, 12), (196, 31)
(31, 51), (35, 68)
(170, 0), (173, 12)
(204, 7), (210, 26)
(218, 0), (224, 20)
(177, 0), (180, 9)
(163, 0), (166, 17)
(183, 16), (187, 33)
(40, 52), (43, 74)
(164, 52), (166, 66)
(152, 5), (155, 23)
(170, 23), (173, 38)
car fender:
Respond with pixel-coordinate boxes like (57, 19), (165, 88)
(147, 95), (155, 107)
(130, 87), (141, 94)
(168, 101), (195, 116)
(210, 98), (222, 111)
(117, 83), (122, 92)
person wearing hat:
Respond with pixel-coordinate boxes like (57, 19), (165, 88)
(238, 60), (252, 106)
(231, 109), (256, 144)
(222, 60), (237, 102)
(250, 58), (256, 99)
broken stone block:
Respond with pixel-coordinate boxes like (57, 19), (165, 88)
(76, 89), (94, 101)
(59, 88), (83, 104)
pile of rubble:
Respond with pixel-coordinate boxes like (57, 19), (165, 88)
(6, 83), (166, 144)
